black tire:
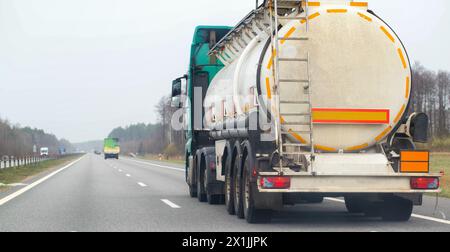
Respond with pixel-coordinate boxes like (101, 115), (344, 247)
(225, 157), (235, 215)
(189, 184), (197, 198)
(205, 168), (223, 205)
(197, 159), (207, 202)
(243, 156), (272, 224)
(381, 196), (413, 222)
(345, 197), (365, 214)
(233, 157), (244, 219)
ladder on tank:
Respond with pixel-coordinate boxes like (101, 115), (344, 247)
(268, 0), (315, 173)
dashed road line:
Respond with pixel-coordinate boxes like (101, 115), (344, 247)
(123, 159), (184, 172)
(161, 199), (181, 209)
(126, 174), (131, 177)
(137, 182), (147, 187)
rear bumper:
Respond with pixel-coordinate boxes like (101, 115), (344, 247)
(258, 172), (442, 194)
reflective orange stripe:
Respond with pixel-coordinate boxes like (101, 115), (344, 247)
(314, 145), (337, 152)
(265, 77), (272, 99)
(267, 49), (276, 70)
(289, 130), (307, 144)
(280, 27), (296, 44)
(302, 1), (321, 7)
(301, 12), (321, 24)
(327, 9), (348, 13)
(394, 105), (406, 124)
(346, 143), (369, 152)
(357, 12), (372, 22)
(375, 126), (393, 142)
(380, 26), (395, 43)
(350, 2), (368, 7)
(405, 76), (410, 98)
(398, 48), (407, 69)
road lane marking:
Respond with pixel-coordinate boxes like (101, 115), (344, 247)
(0, 156), (85, 206)
(118, 169), (122, 172)
(123, 158), (184, 172)
(161, 199), (181, 209)
(126, 174), (131, 177)
(411, 214), (450, 225)
(324, 198), (450, 225)
(138, 182), (147, 187)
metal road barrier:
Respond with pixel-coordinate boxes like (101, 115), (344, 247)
(0, 155), (53, 170)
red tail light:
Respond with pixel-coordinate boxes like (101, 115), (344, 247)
(411, 177), (439, 190)
(259, 177), (291, 189)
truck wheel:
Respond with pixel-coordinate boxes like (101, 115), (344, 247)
(225, 158), (235, 215)
(204, 168), (222, 205)
(189, 184), (197, 198)
(197, 159), (207, 202)
(381, 196), (413, 222)
(345, 197), (365, 214)
(243, 156), (272, 224)
(233, 157), (244, 219)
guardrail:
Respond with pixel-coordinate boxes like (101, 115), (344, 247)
(0, 155), (53, 170)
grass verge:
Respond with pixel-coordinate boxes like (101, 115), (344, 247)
(0, 154), (83, 190)
(430, 153), (450, 198)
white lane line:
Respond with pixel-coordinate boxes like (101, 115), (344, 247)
(126, 174), (131, 177)
(123, 158), (184, 172)
(118, 169), (122, 172)
(0, 156), (85, 206)
(137, 182), (147, 187)
(325, 197), (344, 203)
(324, 197), (450, 225)
(411, 214), (450, 225)
(161, 199), (181, 209)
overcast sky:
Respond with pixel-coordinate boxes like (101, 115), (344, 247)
(0, 0), (449, 143)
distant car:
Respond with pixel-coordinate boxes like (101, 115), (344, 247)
(40, 147), (49, 157)
(94, 151), (101, 155)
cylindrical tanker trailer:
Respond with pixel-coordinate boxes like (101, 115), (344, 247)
(171, 0), (441, 223)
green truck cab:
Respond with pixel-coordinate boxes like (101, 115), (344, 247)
(171, 26), (231, 193)
(104, 138), (120, 160)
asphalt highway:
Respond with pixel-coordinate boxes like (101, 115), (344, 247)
(0, 154), (449, 232)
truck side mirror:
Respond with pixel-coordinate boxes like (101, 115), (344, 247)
(171, 77), (185, 108)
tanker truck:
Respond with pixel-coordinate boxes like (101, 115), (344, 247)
(171, 0), (441, 223)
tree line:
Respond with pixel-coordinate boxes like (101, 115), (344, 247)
(410, 62), (449, 139)
(0, 118), (74, 157)
(108, 96), (184, 156)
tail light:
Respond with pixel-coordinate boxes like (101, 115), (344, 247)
(411, 177), (439, 190)
(259, 176), (291, 189)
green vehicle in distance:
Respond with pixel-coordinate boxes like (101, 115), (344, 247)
(104, 138), (120, 160)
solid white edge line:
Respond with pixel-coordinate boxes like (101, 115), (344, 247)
(123, 158), (184, 172)
(324, 197), (450, 225)
(161, 199), (181, 209)
(138, 182), (147, 187)
(0, 155), (85, 206)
